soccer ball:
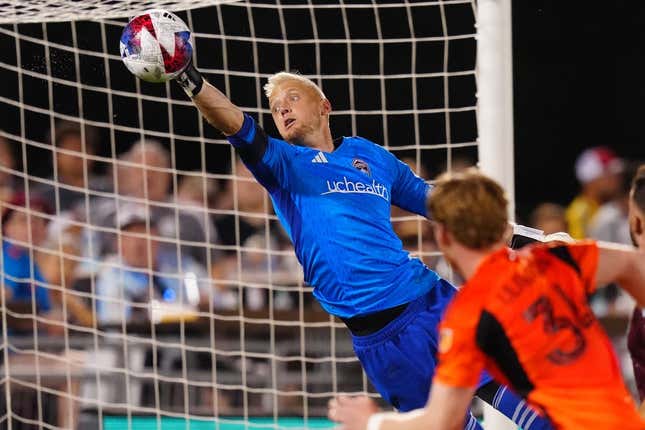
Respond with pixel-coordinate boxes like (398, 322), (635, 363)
(120, 9), (193, 83)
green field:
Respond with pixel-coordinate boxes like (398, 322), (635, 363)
(104, 416), (336, 429)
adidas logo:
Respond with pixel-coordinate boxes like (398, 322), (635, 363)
(311, 152), (328, 163)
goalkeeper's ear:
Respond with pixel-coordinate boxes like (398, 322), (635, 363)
(175, 62), (204, 98)
(321, 98), (332, 117)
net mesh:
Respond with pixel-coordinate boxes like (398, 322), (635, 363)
(0, 1), (239, 24)
(0, 1), (477, 428)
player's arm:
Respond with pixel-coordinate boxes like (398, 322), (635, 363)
(376, 383), (474, 430)
(176, 65), (267, 164)
(389, 156), (431, 217)
(327, 382), (474, 430)
(176, 65), (282, 187)
(193, 82), (244, 136)
(595, 242), (645, 306)
(175, 64), (244, 135)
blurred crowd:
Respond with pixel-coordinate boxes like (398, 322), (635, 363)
(529, 146), (640, 317)
(0, 121), (297, 334)
(0, 122), (640, 333)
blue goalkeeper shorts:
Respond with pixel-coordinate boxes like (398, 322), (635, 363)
(351, 278), (493, 412)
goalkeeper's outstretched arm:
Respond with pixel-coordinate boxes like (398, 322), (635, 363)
(175, 64), (244, 136)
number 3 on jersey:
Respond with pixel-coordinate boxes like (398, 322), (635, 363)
(523, 284), (593, 365)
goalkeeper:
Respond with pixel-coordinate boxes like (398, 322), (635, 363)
(173, 63), (550, 429)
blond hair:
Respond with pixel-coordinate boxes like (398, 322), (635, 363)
(263, 72), (326, 100)
(428, 169), (508, 249)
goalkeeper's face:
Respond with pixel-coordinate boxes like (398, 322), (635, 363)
(269, 81), (330, 145)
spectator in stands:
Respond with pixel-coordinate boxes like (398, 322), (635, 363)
(566, 146), (622, 239)
(589, 161), (640, 245)
(177, 173), (219, 208)
(116, 139), (171, 202)
(37, 233), (95, 332)
(91, 140), (217, 267)
(95, 204), (233, 324)
(529, 202), (568, 235)
(1, 193), (52, 317)
(212, 158), (292, 309)
(1, 193), (93, 332)
(33, 120), (109, 214)
(0, 136), (16, 203)
(213, 157), (276, 248)
(176, 172), (220, 262)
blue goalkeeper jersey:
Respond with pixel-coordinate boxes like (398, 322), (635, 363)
(228, 115), (440, 318)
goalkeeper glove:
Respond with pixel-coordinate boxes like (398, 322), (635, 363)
(175, 62), (204, 98)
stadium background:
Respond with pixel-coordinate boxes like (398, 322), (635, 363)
(0, 0), (644, 428)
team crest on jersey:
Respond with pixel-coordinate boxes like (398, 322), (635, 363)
(352, 159), (371, 176)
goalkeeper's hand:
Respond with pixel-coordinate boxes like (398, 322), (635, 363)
(175, 61), (204, 98)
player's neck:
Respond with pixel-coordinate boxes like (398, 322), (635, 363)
(298, 127), (334, 152)
(456, 242), (506, 281)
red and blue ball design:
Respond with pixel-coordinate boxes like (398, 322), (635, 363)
(120, 9), (192, 82)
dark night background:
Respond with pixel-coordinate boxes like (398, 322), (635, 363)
(513, 0), (645, 221)
(1, 0), (644, 223)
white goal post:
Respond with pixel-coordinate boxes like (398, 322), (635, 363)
(477, 0), (515, 218)
(477, 0), (517, 429)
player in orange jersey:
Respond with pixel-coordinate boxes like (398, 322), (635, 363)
(328, 169), (645, 430)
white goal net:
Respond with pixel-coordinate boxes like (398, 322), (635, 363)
(0, 1), (511, 429)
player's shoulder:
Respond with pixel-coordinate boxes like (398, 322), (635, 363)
(527, 239), (597, 260)
(454, 248), (516, 308)
(444, 274), (494, 325)
(339, 135), (378, 149)
(266, 135), (307, 157)
(530, 239), (599, 275)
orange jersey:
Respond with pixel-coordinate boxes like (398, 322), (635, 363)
(435, 241), (644, 430)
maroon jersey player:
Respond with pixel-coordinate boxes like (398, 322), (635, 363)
(628, 165), (645, 407)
